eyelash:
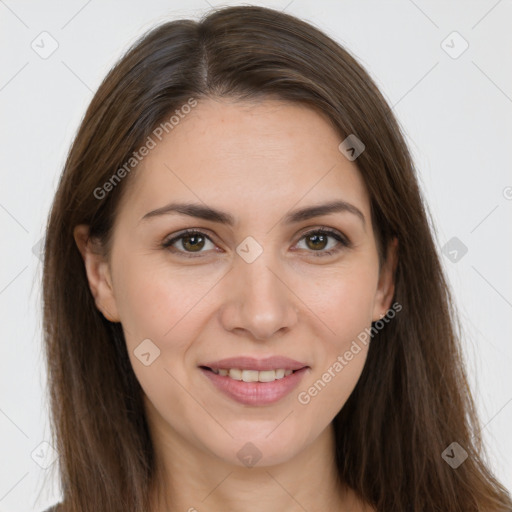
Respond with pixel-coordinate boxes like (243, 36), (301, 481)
(161, 227), (351, 258)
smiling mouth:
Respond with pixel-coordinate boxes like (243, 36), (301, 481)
(200, 366), (304, 383)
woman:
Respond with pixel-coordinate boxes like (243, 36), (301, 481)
(41, 5), (512, 511)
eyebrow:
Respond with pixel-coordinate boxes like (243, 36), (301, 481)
(139, 200), (366, 228)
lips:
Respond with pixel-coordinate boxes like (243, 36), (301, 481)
(199, 356), (310, 406)
(200, 356), (308, 372)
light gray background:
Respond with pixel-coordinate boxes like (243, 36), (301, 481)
(1, 1), (511, 510)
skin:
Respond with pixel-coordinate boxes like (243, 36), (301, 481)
(74, 97), (397, 512)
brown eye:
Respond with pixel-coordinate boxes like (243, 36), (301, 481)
(180, 233), (206, 252)
(295, 228), (350, 257)
(162, 227), (350, 259)
(162, 230), (216, 256)
(305, 232), (329, 251)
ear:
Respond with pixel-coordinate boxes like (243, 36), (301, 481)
(73, 224), (120, 322)
(371, 236), (398, 322)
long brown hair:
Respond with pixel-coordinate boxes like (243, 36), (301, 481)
(42, 5), (512, 511)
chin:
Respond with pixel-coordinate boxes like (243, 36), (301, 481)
(204, 424), (311, 469)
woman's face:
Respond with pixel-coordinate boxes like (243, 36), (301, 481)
(75, 98), (396, 468)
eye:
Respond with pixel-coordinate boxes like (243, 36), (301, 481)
(294, 228), (350, 257)
(162, 227), (351, 258)
(162, 229), (217, 257)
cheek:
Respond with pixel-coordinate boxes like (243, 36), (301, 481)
(293, 262), (377, 411)
(297, 260), (379, 343)
(111, 253), (225, 394)
(114, 258), (209, 420)
(112, 252), (210, 346)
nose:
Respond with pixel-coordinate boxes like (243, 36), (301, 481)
(219, 247), (299, 341)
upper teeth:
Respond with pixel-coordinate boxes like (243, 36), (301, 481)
(211, 368), (294, 382)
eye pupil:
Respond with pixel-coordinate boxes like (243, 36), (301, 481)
(182, 234), (205, 252)
(306, 233), (328, 251)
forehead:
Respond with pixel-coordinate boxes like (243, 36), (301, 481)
(118, 98), (370, 227)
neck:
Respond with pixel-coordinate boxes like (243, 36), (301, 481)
(147, 416), (356, 512)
